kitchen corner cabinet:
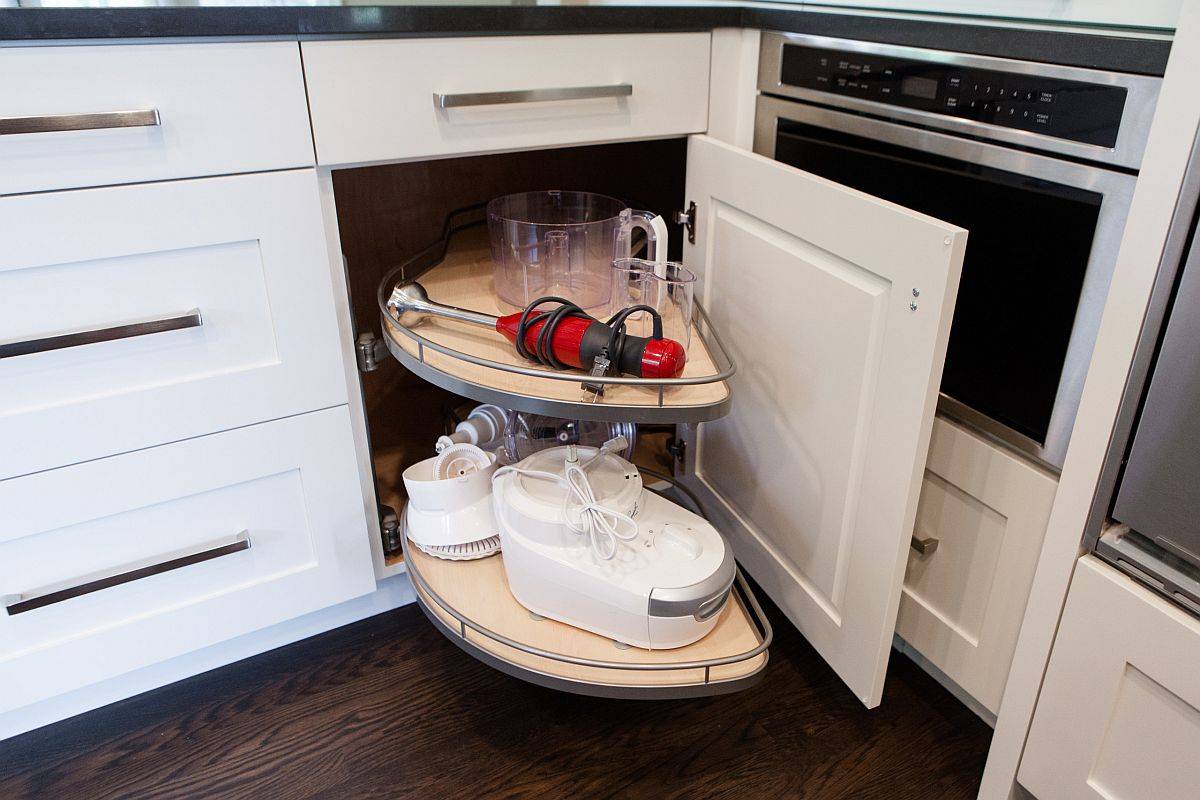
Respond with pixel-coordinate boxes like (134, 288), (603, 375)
(1018, 556), (1200, 799)
(315, 31), (966, 705)
(896, 416), (1058, 714)
(2, 30), (969, 717)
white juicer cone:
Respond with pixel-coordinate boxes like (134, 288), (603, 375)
(403, 448), (500, 560)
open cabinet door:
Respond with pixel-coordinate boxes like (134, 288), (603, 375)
(681, 135), (966, 707)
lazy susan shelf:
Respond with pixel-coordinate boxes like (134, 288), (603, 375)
(378, 228), (734, 424)
(402, 517), (771, 699)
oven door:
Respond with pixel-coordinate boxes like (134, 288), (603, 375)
(755, 94), (1136, 469)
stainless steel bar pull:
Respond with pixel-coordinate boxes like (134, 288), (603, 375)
(0, 109), (161, 137)
(0, 308), (202, 360)
(434, 84), (632, 110)
(4, 532), (251, 616)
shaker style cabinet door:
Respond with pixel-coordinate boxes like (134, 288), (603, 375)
(1019, 556), (1200, 800)
(0, 170), (347, 480)
(681, 135), (966, 706)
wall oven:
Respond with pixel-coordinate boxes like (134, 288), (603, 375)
(755, 32), (1160, 469)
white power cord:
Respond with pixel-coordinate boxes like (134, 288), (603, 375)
(493, 436), (637, 560)
(561, 458), (639, 560)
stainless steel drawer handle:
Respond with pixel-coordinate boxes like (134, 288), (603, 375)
(0, 109), (161, 137)
(3, 532), (251, 616)
(0, 308), (202, 360)
(911, 535), (940, 556)
(434, 84), (632, 110)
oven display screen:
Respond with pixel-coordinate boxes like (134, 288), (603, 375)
(901, 76), (939, 100)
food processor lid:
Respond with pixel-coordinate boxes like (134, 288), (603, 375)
(514, 447), (641, 508)
(648, 546), (737, 620)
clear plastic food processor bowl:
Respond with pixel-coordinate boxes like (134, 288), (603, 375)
(487, 190), (663, 312)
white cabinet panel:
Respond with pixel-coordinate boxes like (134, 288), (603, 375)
(681, 134), (966, 706)
(302, 33), (710, 166)
(896, 417), (1057, 713)
(0, 407), (375, 715)
(0, 170), (347, 480)
(0, 43), (313, 195)
(1019, 556), (1200, 800)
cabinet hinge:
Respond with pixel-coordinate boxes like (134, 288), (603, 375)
(356, 332), (390, 373)
(379, 505), (402, 556)
(675, 201), (696, 245)
(666, 435), (686, 464)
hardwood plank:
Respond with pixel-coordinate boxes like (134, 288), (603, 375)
(0, 591), (990, 800)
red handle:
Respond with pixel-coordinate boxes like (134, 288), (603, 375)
(494, 313), (685, 379)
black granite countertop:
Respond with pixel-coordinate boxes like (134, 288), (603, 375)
(0, 5), (1172, 76)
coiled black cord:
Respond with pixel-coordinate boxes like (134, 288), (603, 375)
(514, 296), (664, 376)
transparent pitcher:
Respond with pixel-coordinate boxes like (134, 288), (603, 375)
(609, 258), (697, 352)
(487, 190), (666, 312)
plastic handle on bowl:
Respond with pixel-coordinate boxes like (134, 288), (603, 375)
(625, 210), (669, 277)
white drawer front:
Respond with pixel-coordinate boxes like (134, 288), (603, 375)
(302, 33), (710, 166)
(1019, 557), (1200, 800)
(0, 170), (347, 480)
(0, 407), (374, 714)
(0, 42), (313, 195)
(896, 417), (1057, 714)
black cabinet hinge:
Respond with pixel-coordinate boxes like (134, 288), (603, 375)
(675, 201), (696, 245)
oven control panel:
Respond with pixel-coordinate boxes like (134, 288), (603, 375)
(779, 44), (1127, 148)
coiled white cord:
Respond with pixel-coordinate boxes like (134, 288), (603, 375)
(560, 459), (638, 560)
(493, 437), (637, 560)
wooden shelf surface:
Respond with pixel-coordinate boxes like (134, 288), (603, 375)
(407, 544), (767, 689)
(384, 228), (730, 420)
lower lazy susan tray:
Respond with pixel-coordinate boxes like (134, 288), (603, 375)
(402, 512), (772, 700)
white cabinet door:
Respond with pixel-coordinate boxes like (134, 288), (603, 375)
(0, 407), (375, 715)
(0, 43), (314, 195)
(1019, 556), (1200, 800)
(303, 34), (709, 166)
(0, 170), (347, 480)
(682, 135), (966, 706)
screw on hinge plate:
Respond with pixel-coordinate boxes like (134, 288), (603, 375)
(675, 201), (697, 245)
(356, 332), (390, 373)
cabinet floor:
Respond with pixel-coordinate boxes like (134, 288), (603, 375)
(0, 593), (990, 800)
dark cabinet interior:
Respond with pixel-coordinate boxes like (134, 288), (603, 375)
(329, 139), (690, 564)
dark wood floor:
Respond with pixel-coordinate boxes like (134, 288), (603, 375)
(0, 592), (991, 800)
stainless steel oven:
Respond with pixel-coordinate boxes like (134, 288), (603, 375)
(755, 32), (1160, 469)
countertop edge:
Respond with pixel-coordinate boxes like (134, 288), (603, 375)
(0, 6), (1173, 77)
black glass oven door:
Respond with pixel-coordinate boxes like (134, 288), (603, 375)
(774, 119), (1103, 447)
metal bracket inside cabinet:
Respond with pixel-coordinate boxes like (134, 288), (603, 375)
(356, 332), (390, 373)
(676, 201), (697, 245)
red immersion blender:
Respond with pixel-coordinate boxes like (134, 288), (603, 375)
(387, 282), (687, 380)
